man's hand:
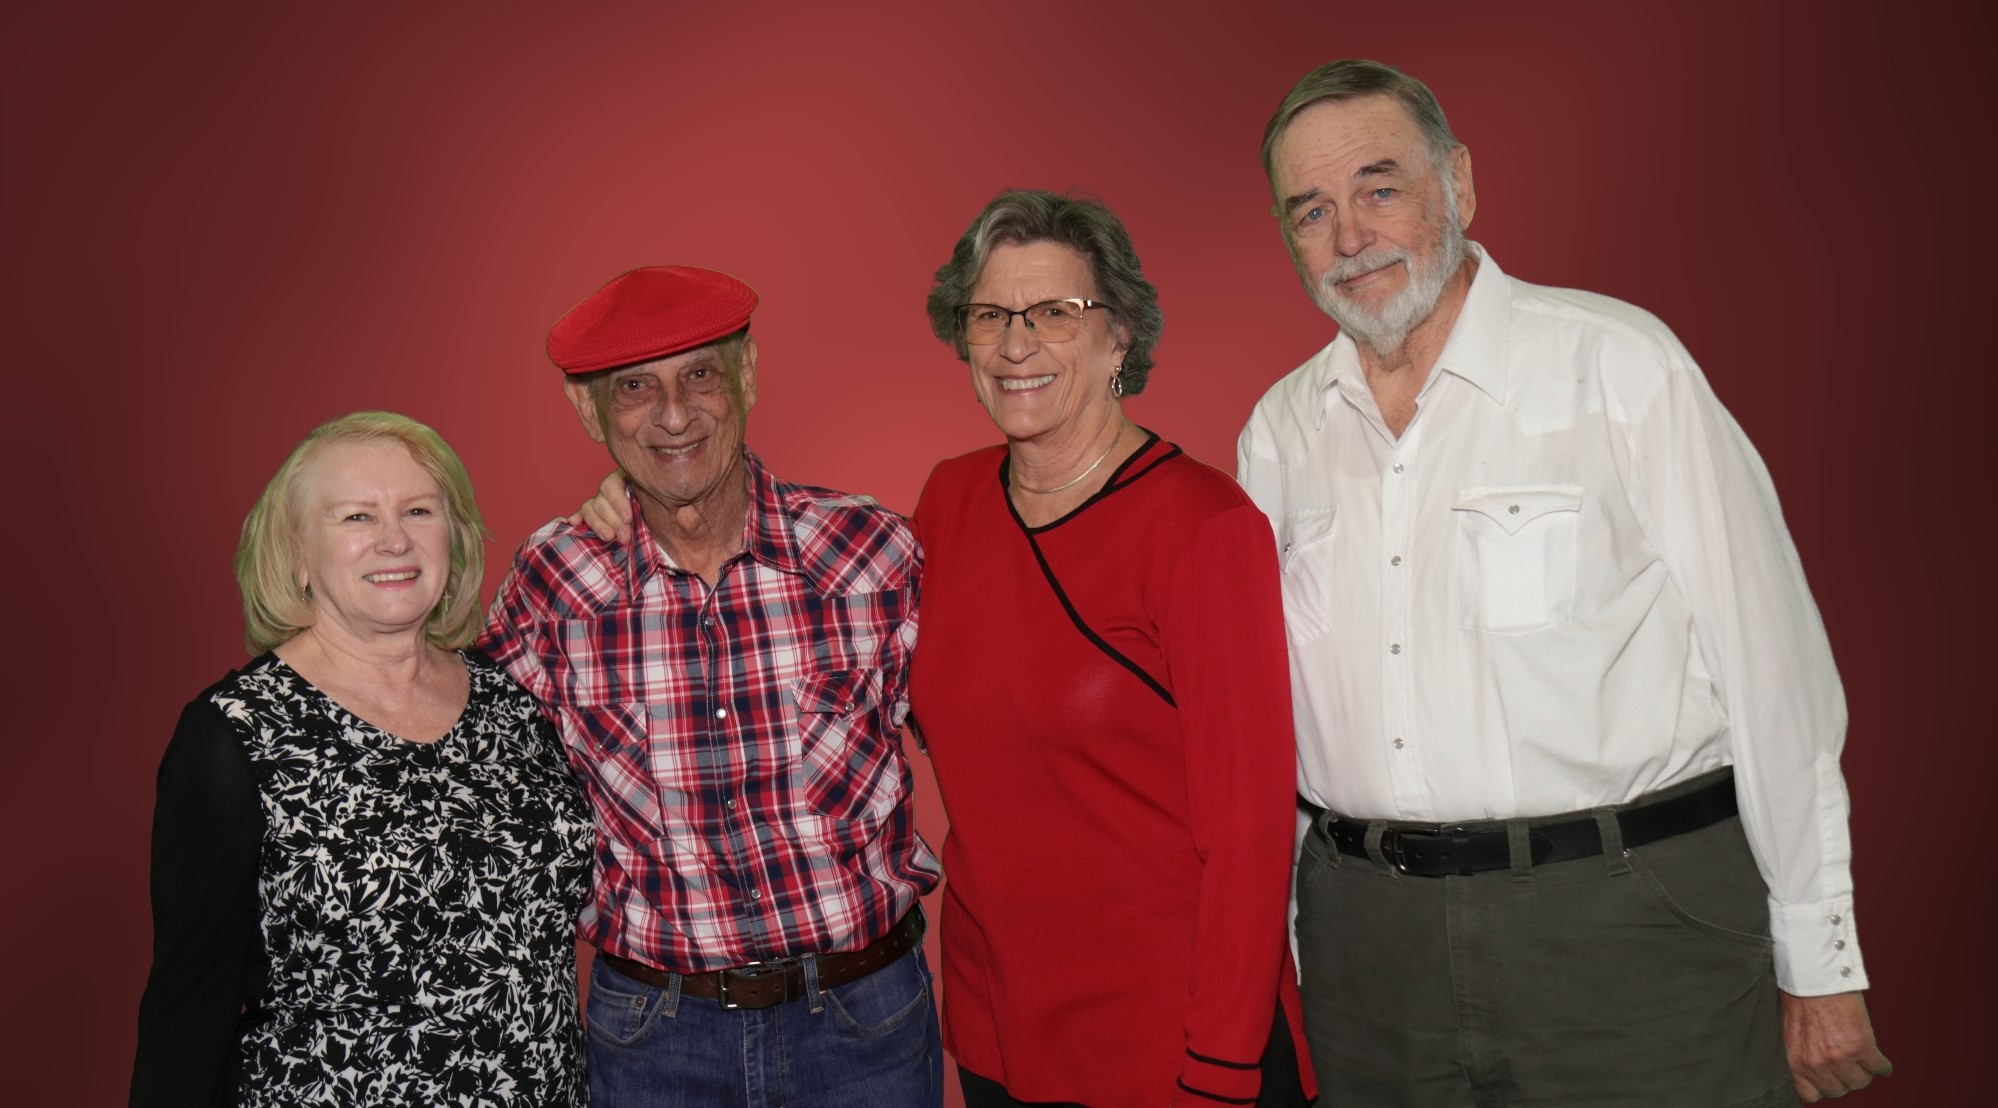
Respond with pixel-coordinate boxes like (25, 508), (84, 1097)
(1783, 990), (1890, 1101)
(567, 470), (634, 544)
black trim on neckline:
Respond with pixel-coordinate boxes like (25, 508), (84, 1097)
(995, 428), (1179, 534)
(998, 434), (1177, 709)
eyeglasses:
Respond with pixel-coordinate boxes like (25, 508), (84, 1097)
(955, 298), (1110, 344)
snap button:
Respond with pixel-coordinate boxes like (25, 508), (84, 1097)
(1508, 504), (1520, 514)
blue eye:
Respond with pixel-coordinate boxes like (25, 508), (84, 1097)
(1303, 207), (1324, 222)
(1371, 188), (1396, 200)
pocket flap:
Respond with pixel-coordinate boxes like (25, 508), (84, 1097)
(1451, 485), (1583, 535)
(1279, 505), (1338, 572)
(791, 669), (878, 716)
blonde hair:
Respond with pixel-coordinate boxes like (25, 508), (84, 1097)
(235, 411), (490, 654)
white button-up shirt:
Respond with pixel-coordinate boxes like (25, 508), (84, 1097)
(1238, 244), (1864, 996)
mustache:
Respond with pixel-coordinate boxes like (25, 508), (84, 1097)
(1322, 247), (1411, 289)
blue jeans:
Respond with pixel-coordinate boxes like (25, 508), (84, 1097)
(587, 942), (943, 1108)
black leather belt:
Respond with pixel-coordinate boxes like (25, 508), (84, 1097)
(1306, 770), (1738, 876)
(598, 907), (923, 1010)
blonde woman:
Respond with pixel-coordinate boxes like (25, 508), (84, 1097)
(131, 412), (591, 1107)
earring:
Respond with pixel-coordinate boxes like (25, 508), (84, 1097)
(1109, 368), (1125, 399)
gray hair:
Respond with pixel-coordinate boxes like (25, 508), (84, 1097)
(1261, 60), (1459, 186)
(925, 189), (1164, 395)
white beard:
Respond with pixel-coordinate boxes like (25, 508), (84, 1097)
(1310, 192), (1468, 355)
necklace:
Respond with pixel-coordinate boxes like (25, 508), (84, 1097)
(1012, 422), (1126, 495)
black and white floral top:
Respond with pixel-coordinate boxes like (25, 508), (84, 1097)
(132, 652), (593, 1107)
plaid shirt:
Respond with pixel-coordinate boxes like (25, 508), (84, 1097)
(483, 451), (938, 972)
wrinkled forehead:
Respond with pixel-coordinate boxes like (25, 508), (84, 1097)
(969, 240), (1098, 304)
(1273, 95), (1434, 188)
(605, 341), (731, 380)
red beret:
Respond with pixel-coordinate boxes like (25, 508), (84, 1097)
(546, 265), (758, 375)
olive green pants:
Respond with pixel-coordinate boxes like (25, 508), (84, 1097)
(1296, 777), (1798, 1107)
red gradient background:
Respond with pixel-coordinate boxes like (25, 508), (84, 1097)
(4, 2), (1986, 1103)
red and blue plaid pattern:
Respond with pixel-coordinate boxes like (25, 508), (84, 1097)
(483, 452), (938, 973)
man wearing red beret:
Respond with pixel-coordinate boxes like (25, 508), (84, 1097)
(482, 266), (943, 1106)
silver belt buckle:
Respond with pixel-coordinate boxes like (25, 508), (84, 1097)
(716, 961), (780, 1010)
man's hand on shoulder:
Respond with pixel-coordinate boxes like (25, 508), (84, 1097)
(1783, 990), (1890, 1101)
(567, 470), (634, 545)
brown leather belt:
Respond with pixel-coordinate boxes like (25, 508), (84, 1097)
(597, 907), (924, 1010)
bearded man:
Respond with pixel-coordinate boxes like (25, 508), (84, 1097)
(1237, 60), (1889, 1106)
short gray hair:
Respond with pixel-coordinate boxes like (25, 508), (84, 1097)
(925, 189), (1164, 395)
(1261, 59), (1458, 186)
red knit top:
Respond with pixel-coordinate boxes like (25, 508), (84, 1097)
(909, 434), (1312, 1107)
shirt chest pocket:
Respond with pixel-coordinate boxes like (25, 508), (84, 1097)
(789, 668), (892, 825)
(1278, 505), (1340, 644)
(1451, 485), (1583, 634)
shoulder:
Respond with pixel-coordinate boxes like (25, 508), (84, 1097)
(918, 444), (1006, 499)
(1504, 275), (1697, 399)
(1147, 447), (1259, 518)
(775, 476), (919, 595)
(1243, 343), (1339, 449)
(499, 518), (630, 618)
(162, 659), (280, 792)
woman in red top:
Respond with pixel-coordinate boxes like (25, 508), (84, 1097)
(909, 190), (1312, 1108)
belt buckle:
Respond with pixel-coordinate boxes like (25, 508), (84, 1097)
(717, 961), (782, 1010)
(1386, 824), (1473, 875)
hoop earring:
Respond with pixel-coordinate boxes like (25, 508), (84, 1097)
(1109, 369), (1125, 399)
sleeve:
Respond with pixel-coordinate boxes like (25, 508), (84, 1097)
(1618, 350), (1865, 996)
(479, 546), (558, 707)
(1235, 413), (1280, 518)
(883, 535), (920, 731)
(130, 695), (263, 1107)
(1160, 504), (1300, 1106)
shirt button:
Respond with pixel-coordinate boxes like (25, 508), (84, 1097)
(1390, 555), (1402, 566)
(1508, 504), (1520, 514)
(1392, 737), (1404, 749)
(1392, 463), (1404, 474)
(703, 616), (714, 627)
(1831, 914), (1842, 925)
(715, 708), (728, 720)
(1283, 541), (1293, 555)
(1390, 643), (1402, 655)
(1834, 939), (1845, 949)
(725, 796), (738, 809)
(1839, 966), (1852, 977)
(750, 888), (762, 900)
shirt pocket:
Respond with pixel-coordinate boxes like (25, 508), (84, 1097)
(1450, 485), (1583, 634)
(549, 702), (668, 844)
(1277, 505), (1341, 644)
(789, 668), (890, 825)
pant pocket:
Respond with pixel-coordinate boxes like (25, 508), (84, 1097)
(587, 960), (669, 1047)
(822, 947), (933, 1037)
(1626, 819), (1774, 950)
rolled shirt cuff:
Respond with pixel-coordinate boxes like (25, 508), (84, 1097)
(1770, 898), (1868, 995)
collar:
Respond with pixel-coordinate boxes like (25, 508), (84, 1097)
(1309, 241), (1512, 426)
(621, 449), (802, 593)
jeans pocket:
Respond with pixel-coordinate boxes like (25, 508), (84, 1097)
(1451, 485), (1583, 633)
(822, 947), (932, 1037)
(587, 961), (668, 1048)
